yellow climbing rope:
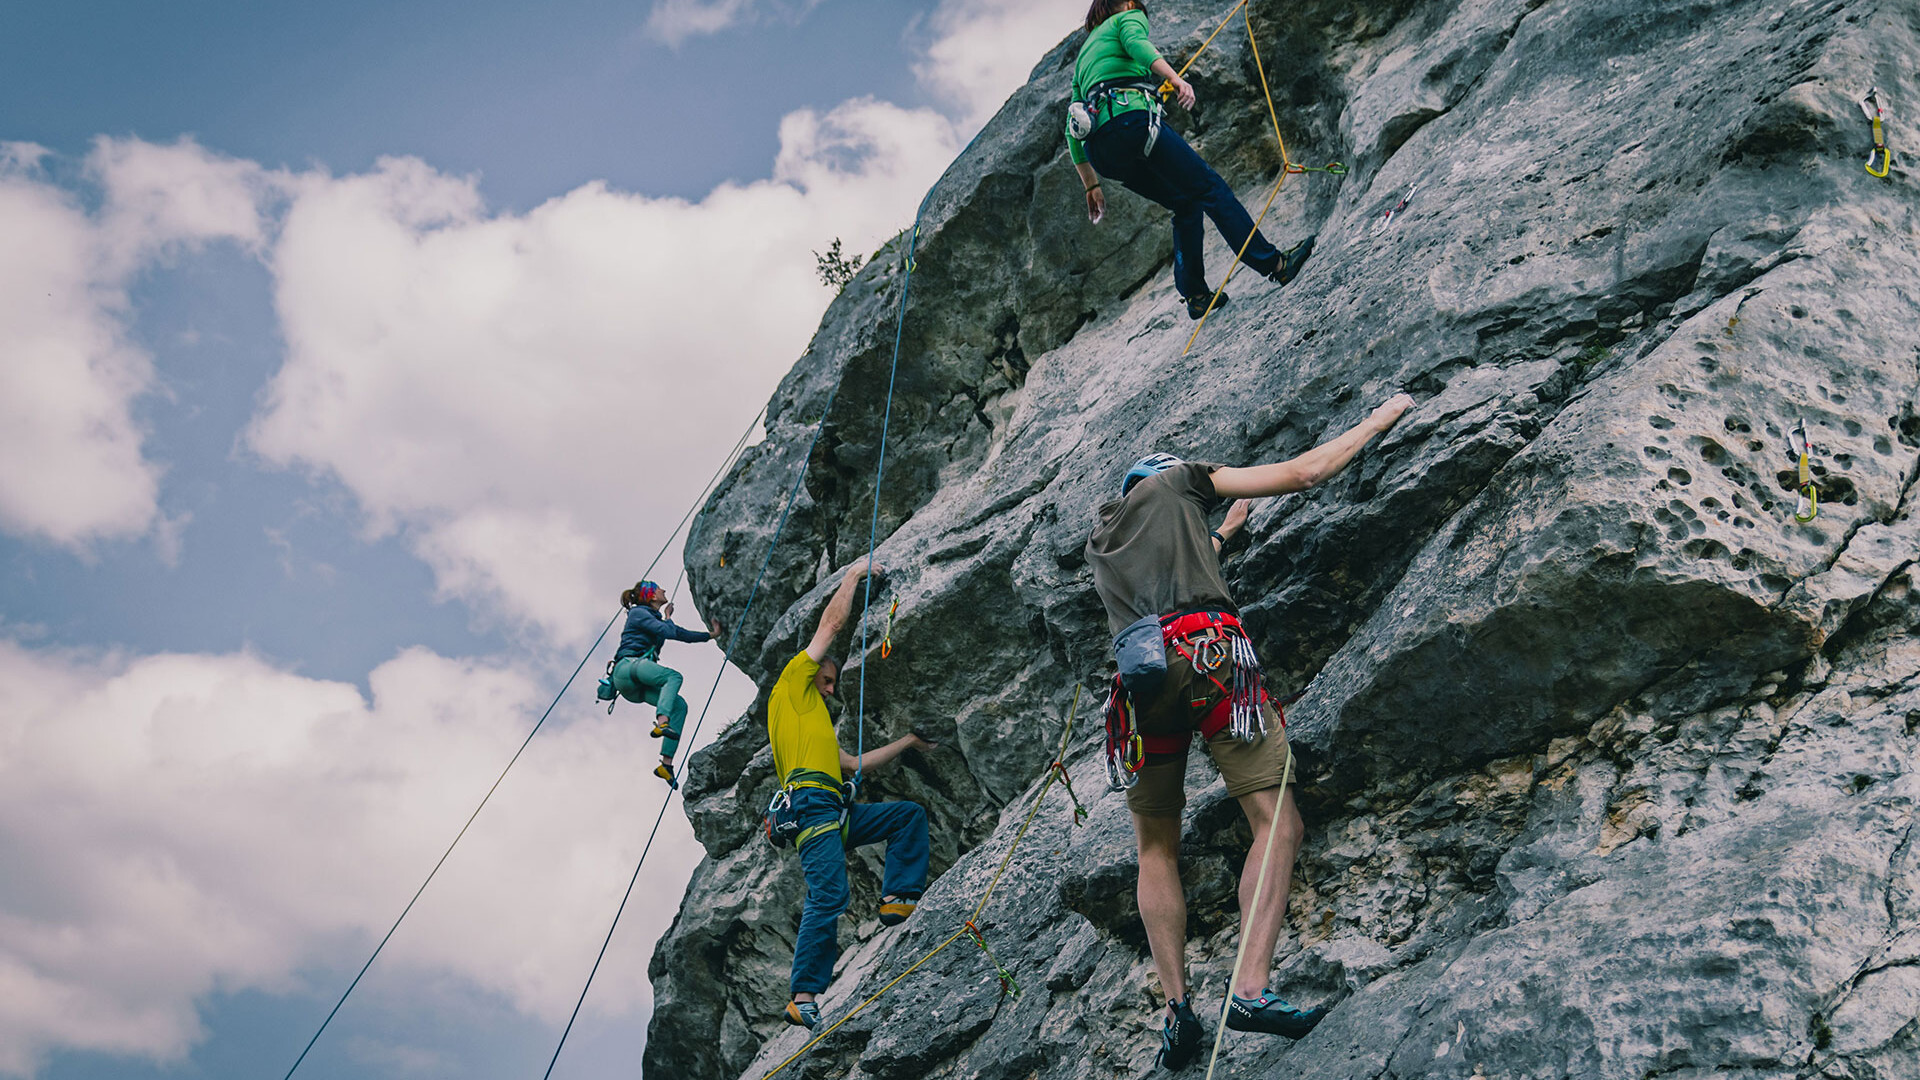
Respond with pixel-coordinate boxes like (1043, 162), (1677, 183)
(758, 686), (1084, 1080)
(1180, 2), (1345, 356)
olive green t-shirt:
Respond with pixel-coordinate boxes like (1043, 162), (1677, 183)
(1085, 462), (1236, 634)
(1066, 9), (1164, 165)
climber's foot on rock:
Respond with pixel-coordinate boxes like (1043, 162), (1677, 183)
(1270, 234), (1316, 286)
(1185, 291), (1228, 321)
(785, 999), (820, 1029)
(878, 895), (917, 926)
(1224, 990), (1324, 1038)
(1157, 997), (1204, 1070)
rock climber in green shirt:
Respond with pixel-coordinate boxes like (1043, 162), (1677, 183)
(1066, 1), (1314, 320)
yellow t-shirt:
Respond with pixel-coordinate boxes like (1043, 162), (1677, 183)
(767, 652), (843, 791)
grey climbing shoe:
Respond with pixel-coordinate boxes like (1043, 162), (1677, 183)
(785, 999), (821, 1029)
(1270, 234), (1316, 286)
(1224, 989), (1325, 1037)
(1157, 997), (1205, 1070)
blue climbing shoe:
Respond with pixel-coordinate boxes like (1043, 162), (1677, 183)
(1224, 989), (1324, 1038)
(595, 677), (616, 702)
(1185, 291), (1228, 321)
(785, 1000), (821, 1029)
(1270, 234), (1316, 286)
(1156, 997), (1204, 1070)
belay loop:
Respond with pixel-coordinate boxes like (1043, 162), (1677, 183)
(1861, 87), (1893, 178)
(1790, 419), (1820, 523)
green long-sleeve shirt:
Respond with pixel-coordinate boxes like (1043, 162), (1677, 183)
(1066, 10), (1164, 165)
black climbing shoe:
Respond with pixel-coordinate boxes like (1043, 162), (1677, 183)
(1269, 234), (1316, 286)
(1156, 997), (1205, 1070)
(1185, 291), (1229, 321)
(785, 1000), (821, 1029)
(1224, 990), (1325, 1038)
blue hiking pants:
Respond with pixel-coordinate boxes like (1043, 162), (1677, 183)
(1085, 109), (1282, 299)
(790, 788), (930, 996)
(612, 656), (688, 760)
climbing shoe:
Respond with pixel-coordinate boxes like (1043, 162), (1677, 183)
(650, 718), (670, 738)
(595, 677), (616, 702)
(1269, 234), (1316, 286)
(1185, 291), (1228, 321)
(1156, 997), (1205, 1070)
(1224, 990), (1325, 1038)
(654, 763), (678, 788)
(878, 898), (917, 927)
(785, 1000), (821, 1029)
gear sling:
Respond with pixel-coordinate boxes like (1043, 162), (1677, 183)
(1104, 609), (1276, 790)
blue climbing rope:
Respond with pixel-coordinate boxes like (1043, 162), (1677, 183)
(853, 209), (927, 789)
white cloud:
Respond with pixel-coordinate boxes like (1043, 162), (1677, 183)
(915, 0), (1085, 131)
(0, 636), (740, 1077)
(0, 138), (267, 551)
(643, 0), (823, 47)
(248, 98), (958, 645)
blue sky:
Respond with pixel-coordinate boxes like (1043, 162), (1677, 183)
(0, 2), (1080, 1078)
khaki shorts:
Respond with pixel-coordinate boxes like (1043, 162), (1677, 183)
(1125, 699), (1294, 818)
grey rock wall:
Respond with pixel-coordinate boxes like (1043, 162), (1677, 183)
(648, 0), (1920, 1077)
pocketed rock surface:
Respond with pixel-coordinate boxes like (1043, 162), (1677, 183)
(647, 1), (1920, 1077)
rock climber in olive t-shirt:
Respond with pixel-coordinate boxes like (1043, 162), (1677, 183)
(1084, 393), (1414, 1069)
(768, 557), (935, 1031)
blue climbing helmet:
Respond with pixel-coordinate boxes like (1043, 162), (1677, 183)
(1121, 453), (1182, 495)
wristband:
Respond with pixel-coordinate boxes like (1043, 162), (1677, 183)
(1209, 530), (1225, 546)
(1085, 183), (1101, 192)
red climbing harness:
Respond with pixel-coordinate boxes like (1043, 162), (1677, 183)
(1104, 610), (1279, 789)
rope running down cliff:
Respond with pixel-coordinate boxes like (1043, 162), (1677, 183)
(759, 686), (1085, 1080)
(1181, 0), (1345, 356)
(277, 402), (766, 1080)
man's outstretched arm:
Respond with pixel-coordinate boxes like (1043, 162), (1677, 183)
(1212, 394), (1415, 499)
(840, 731), (934, 775)
(805, 557), (875, 663)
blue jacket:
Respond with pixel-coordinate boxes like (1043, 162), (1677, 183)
(616, 604), (713, 660)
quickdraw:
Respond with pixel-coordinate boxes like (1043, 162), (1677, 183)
(1050, 758), (1088, 826)
(964, 921), (1021, 1000)
(1790, 420), (1819, 523)
(1380, 183), (1419, 226)
(879, 595), (899, 659)
(1861, 88), (1892, 178)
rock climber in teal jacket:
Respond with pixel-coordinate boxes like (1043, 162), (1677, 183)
(601, 581), (721, 786)
(1067, 1), (1313, 320)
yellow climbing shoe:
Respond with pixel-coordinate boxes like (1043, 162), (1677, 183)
(654, 763), (677, 788)
(650, 718), (670, 738)
(878, 899), (917, 927)
(785, 1000), (820, 1029)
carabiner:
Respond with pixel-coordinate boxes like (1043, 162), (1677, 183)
(1861, 88), (1893, 178)
(1790, 420), (1819, 523)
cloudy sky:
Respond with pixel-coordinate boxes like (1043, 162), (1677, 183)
(0, 1), (1082, 1077)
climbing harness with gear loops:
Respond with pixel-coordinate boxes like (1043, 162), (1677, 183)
(1105, 610), (1272, 791)
(1861, 88), (1892, 178)
(1790, 419), (1819, 523)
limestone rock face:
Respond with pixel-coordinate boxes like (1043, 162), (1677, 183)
(647, 0), (1920, 1077)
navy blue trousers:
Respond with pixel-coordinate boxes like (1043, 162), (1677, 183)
(1086, 110), (1282, 298)
(790, 788), (930, 996)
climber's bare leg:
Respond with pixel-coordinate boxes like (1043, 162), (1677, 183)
(1231, 784), (1303, 998)
(1133, 810), (1189, 1017)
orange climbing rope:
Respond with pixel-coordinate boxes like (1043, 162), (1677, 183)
(758, 686), (1083, 1080)
(1180, 2), (1345, 356)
